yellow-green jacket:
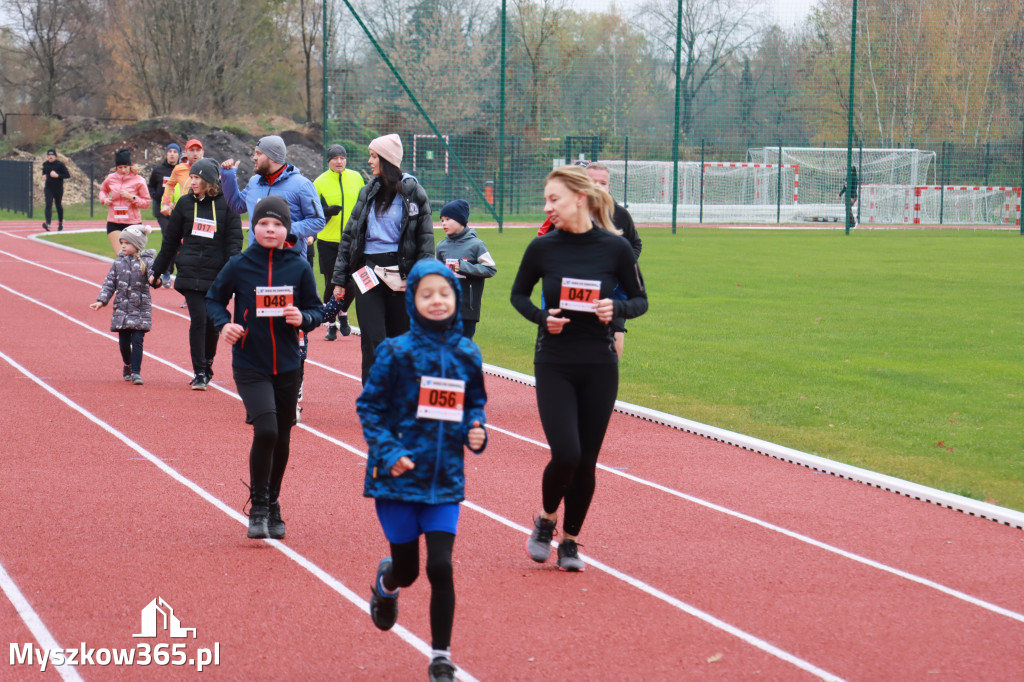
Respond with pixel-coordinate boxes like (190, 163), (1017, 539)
(314, 168), (365, 243)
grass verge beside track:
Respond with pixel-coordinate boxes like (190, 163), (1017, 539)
(40, 226), (1024, 511)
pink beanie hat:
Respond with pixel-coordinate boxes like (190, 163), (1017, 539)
(369, 134), (403, 168)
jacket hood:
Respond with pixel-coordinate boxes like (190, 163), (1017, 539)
(405, 259), (463, 337)
(445, 226), (478, 242)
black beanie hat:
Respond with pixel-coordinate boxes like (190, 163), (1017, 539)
(189, 158), (220, 186)
(46, 148), (56, 156)
(327, 144), (347, 160)
(114, 148), (132, 166)
(251, 195), (292, 231)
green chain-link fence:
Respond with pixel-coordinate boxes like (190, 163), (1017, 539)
(323, 0), (1024, 232)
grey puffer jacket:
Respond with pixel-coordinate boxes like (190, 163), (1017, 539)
(96, 249), (156, 331)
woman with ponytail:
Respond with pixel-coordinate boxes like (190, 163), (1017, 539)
(510, 165), (648, 572)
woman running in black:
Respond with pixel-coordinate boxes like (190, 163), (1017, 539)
(511, 165), (647, 571)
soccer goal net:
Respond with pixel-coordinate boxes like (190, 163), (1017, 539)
(598, 160), (798, 223)
(862, 185), (1021, 226)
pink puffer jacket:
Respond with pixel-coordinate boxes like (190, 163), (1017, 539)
(99, 170), (152, 225)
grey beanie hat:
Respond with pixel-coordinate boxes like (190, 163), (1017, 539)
(189, 158), (220, 186)
(120, 224), (151, 251)
(327, 144), (347, 160)
(256, 135), (287, 165)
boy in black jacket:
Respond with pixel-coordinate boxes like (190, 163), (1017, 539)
(206, 196), (324, 540)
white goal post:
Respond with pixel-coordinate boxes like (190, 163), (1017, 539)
(863, 185), (1021, 226)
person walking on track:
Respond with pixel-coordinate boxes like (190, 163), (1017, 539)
(148, 142), (181, 285)
(205, 196), (324, 540)
(357, 259), (487, 682)
(150, 158), (243, 390)
(330, 133), (435, 384)
(99, 149), (151, 257)
(89, 225), (156, 385)
(41, 148), (70, 232)
(511, 165), (647, 572)
(314, 143), (364, 340)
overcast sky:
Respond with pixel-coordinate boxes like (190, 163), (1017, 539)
(581, 0), (817, 27)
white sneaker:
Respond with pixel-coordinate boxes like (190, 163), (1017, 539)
(295, 404), (302, 424)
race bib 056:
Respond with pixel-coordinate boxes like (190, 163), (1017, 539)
(416, 376), (466, 422)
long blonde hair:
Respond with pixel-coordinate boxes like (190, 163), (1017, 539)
(545, 166), (619, 234)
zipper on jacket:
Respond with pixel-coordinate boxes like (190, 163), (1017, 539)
(267, 250), (277, 374)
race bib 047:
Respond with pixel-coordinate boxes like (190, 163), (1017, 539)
(559, 277), (601, 312)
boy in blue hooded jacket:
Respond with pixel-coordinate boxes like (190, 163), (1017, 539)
(357, 259), (487, 682)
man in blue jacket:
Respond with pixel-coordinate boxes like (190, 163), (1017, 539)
(219, 135), (325, 260)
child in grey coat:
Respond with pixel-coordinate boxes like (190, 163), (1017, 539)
(435, 200), (496, 339)
(89, 224), (156, 384)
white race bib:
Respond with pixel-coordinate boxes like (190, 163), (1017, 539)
(353, 265), (380, 293)
(416, 376), (466, 422)
(559, 277), (601, 312)
(255, 286), (294, 317)
(192, 217), (216, 239)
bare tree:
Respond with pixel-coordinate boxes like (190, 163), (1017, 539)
(0, 0), (97, 116)
(280, 0), (323, 123)
(633, 0), (765, 138)
(509, 0), (567, 132)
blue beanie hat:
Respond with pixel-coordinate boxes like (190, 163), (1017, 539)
(166, 142), (181, 153)
(440, 199), (470, 227)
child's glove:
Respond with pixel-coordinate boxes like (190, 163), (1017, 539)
(324, 204), (342, 219)
(322, 297), (343, 324)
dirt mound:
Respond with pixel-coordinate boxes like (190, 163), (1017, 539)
(5, 116), (328, 208)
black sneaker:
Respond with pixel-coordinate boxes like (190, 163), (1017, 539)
(247, 505), (270, 539)
(557, 539), (586, 572)
(190, 373), (207, 390)
(338, 315), (351, 336)
(205, 364), (214, 383)
(428, 657), (457, 682)
(526, 516), (556, 563)
(324, 325), (338, 341)
(268, 501), (285, 539)
(369, 558), (399, 630)
(131, 374), (144, 385)
(42, 222), (50, 232)
(122, 365), (132, 381)
(57, 224), (63, 232)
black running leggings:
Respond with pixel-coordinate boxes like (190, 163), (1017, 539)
(535, 362), (619, 537)
(234, 367), (302, 504)
(118, 330), (146, 373)
(382, 531), (456, 651)
(180, 289), (218, 376)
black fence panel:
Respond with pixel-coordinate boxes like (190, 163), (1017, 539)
(0, 160), (33, 217)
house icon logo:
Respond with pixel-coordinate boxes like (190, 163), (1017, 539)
(132, 597), (197, 639)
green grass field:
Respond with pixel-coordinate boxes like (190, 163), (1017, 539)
(37, 225), (1024, 511)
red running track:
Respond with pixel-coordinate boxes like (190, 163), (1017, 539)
(2, 221), (1023, 681)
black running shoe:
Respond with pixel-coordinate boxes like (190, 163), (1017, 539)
(324, 325), (337, 341)
(268, 501), (285, 539)
(42, 222), (50, 232)
(247, 505), (270, 539)
(557, 539), (586, 572)
(57, 224), (63, 232)
(526, 516), (556, 563)
(123, 364), (132, 381)
(338, 315), (351, 336)
(428, 657), (457, 682)
(190, 374), (208, 391)
(369, 558), (399, 630)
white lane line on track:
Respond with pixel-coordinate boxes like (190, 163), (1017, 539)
(0, 562), (85, 681)
(0, 348), (481, 682)
(0, 281), (845, 681)
(5, 243), (1024, 629)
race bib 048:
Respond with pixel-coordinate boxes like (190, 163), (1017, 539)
(416, 376), (466, 422)
(559, 277), (601, 312)
(255, 285), (294, 317)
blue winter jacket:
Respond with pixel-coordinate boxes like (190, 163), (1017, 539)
(358, 260), (488, 504)
(205, 242), (324, 376)
(220, 164), (325, 259)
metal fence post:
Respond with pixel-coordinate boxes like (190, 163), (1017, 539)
(90, 163), (95, 217)
(844, 0), (859, 236)
(699, 139), (705, 224)
(498, 0), (506, 233)
(670, 0), (682, 235)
